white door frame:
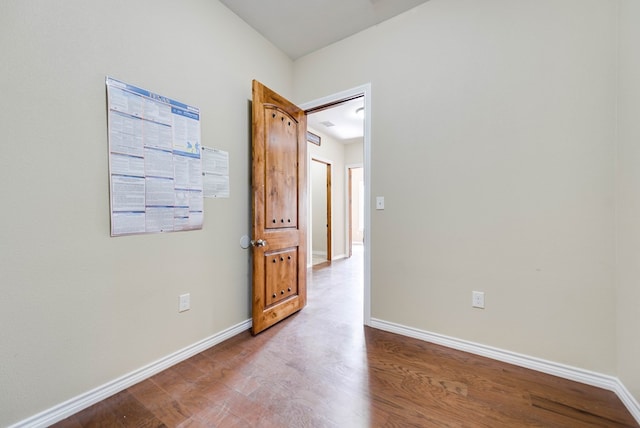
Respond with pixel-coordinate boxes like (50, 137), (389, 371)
(299, 83), (372, 326)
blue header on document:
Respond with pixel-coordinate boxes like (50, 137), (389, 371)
(106, 76), (200, 118)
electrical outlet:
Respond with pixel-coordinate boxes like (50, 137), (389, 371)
(179, 293), (190, 312)
(472, 291), (485, 309)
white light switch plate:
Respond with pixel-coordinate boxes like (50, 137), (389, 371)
(376, 196), (385, 210)
(179, 293), (190, 312)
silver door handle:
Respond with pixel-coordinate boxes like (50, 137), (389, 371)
(251, 239), (267, 247)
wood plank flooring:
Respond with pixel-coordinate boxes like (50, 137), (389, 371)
(54, 247), (638, 427)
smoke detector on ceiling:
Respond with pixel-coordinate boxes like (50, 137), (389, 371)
(320, 121), (335, 127)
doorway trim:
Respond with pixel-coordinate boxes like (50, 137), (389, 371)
(299, 83), (372, 326)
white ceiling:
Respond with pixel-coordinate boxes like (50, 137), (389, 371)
(307, 97), (365, 142)
(219, 0), (430, 142)
(219, 0), (430, 60)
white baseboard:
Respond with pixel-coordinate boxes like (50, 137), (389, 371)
(10, 319), (252, 428)
(13, 317), (640, 426)
(370, 318), (640, 425)
(616, 382), (640, 425)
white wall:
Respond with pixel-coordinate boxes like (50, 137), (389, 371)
(0, 0), (292, 425)
(294, 0), (619, 376)
(616, 0), (640, 403)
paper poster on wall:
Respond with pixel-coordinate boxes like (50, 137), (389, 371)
(106, 77), (203, 236)
(202, 146), (230, 198)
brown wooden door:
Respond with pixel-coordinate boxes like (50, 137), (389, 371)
(251, 80), (307, 335)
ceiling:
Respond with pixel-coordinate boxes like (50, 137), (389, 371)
(219, 0), (430, 142)
(219, 0), (430, 60)
(307, 97), (365, 142)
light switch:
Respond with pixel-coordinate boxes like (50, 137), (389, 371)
(179, 293), (191, 312)
(376, 196), (385, 210)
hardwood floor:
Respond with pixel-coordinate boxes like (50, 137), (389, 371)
(54, 247), (638, 427)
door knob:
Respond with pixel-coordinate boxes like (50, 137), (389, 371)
(251, 239), (267, 247)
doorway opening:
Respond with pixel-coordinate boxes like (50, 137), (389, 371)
(348, 166), (364, 258)
(300, 83), (371, 325)
(310, 158), (332, 266)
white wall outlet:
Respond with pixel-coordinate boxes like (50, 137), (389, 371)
(472, 291), (485, 309)
(179, 293), (191, 312)
(376, 196), (385, 210)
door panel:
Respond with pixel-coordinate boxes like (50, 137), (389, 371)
(251, 80), (307, 335)
(265, 106), (298, 229)
(264, 248), (298, 306)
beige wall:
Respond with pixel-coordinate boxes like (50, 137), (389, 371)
(617, 0), (640, 402)
(0, 0), (292, 425)
(345, 139), (364, 165)
(294, 0), (619, 377)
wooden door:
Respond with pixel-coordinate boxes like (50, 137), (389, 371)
(251, 80), (307, 335)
